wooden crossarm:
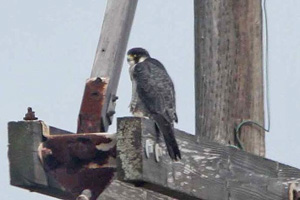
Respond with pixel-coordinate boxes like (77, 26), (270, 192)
(117, 117), (300, 200)
(8, 120), (178, 200)
(77, 0), (138, 133)
(8, 121), (116, 200)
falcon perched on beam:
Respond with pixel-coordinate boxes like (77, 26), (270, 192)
(127, 47), (181, 160)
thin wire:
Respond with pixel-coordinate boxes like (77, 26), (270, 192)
(235, 0), (270, 150)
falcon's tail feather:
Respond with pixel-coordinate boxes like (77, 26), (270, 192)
(153, 114), (181, 161)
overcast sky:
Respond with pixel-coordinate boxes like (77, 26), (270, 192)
(1, 0), (300, 199)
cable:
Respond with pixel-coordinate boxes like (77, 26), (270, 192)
(235, 0), (271, 150)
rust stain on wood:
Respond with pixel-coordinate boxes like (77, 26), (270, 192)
(77, 77), (109, 133)
(39, 133), (116, 200)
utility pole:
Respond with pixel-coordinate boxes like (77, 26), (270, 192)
(194, 0), (265, 156)
(9, 1), (300, 200)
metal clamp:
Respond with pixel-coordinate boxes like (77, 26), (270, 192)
(154, 143), (163, 162)
(145, 139), (154, 158)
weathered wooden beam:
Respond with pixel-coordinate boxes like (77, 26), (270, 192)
(78, 0), (138, 132)
(91, 0), (137, 78)
(8, 121), (73, 199)
(117, 117), (300, 200)
(8, 120), (172, 200)
(49, 125), (74, 135)
(194, 0), (265, 156)
(8, 121), (116, 200)
(99, 180), (176, 200)
(77, 77), (109, 133)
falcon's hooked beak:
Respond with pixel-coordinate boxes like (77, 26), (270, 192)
(127, 54), (136, 67)
(127, 54), (148, 67)
(127, 47), (150, 67)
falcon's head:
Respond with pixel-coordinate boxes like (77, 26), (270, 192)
(127, 48), (150, 67)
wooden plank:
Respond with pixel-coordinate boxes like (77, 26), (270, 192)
(194, 0), (265, 156)
(8, 121), (173, 200)
(81, 0), (137, 132)
(49, 125), (74, 135)
(8, 121), (73, 199)
(77, 77), (109, 133)
(117, 117), (300, 200)
(99, 180), (177, 200)
(91, 0), (137, 78)
(8, 121), (116, 200)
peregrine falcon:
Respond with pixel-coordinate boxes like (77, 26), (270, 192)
(127, 47), (181, 160)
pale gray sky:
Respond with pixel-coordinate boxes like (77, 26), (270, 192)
(1, 1), (300, 199)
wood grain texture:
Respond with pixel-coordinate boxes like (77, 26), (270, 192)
(8, 121), (47, 186)
(99, 180), (177, 200)
(49, 125), (74, 135)
(77, 77), (109, 133)
(91, 0), (137, 78)
(8, 121), (73, 199)
(86, 0), (137, 132)
(8, 121), (172, 200)
(117, 117), (300, 200)
(194, 0), (265, 156)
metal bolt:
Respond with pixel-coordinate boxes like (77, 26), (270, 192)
(107, 110), (116, 117)
(155, 143), (163, 162)
(95, 77), (102, 83)
(145, 139), (154, 158)
(23, 107), (38, 120)
(112, 95), (119, 102)
(76, 189), (92, 200)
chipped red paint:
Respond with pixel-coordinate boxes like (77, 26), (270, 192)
(39, 134), (116, 200)
(77, 77), (109, 133)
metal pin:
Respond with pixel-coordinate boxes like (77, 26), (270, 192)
(154, 143), (163, 162)
(112, 95), (119, 102)
(95, 77), (102, 83)
(145, 139), (153, 158)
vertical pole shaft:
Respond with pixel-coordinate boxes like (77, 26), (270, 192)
(194, 0), (265, 156)
(77, 0), (138, 132)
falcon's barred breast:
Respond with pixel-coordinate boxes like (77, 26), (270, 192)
(127, 47), (181, 160)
